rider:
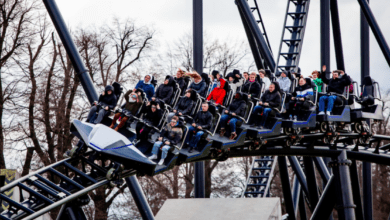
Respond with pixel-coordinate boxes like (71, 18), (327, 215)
(134, 74), (155, 100)
(219, 92), (246, 139)
(242, 73), (261, 100)
(226, 69), (244, 94)
(148, 116), (183, 165)
(167, 90), (196, 122)
(86, 85), (117, 124)
(259, 69), (271, 91)
(135, 101), (162, 141)
(287, 78), (313, 118)
(318, 65), (352, 115)
(309, 70), (323, 92)
(175, 68), (189, 96)
(188, 72), (208, 98)
(207, 78), (226, 107)
(186, 102), (213, 153)
(248, 82), (281, 128)
(277, 70), (291, 93)
(152, 76), (174, 105)
(109, 90), (143, 131)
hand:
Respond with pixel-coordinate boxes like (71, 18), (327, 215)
(137, 92), (142, 96)
(152, 97), (156, 101)
(192, 123), (196, 127)
(158, 137), (163, 141)
(225, 110), (229, 114)
(248, 94), (251, 98)
(232, 113), (236, 116)
(322, 65), (327, 72)
(309, 75), (313, 78)
(156, 104), (160, 109)
(146, 102), (150, 106)
(197, 126), (202, 130)
(102, 91), (105, 96)
(235, 74), (241, 78)
(165, 141), (170, 145)
(259, 101), (263, 105)
(264, 103), (269, 106)
(300, 98), (304, 101)
(340, 70), (345, 75)
(93, 101), (98, 106)
(173, 109), (177, 113)
(178, 112), (182, 116)
(105, 106), (109, 110)
(291, 97), (295, 100)
(216, 103), (220, 106)
(133, 88), (136, 92)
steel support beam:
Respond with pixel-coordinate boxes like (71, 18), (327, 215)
(288, 156), (309, 197)
(125, 177), (155, 220)
(330, 151), (356, 220)
(298, 189), (307, 220)
(313, 157), (331, 182)
(292, 176), (301, 217)
(303, 157), (320, 212)
(42, 0), (98, 104)
(357, 0), (390, 67)
(330, 0), (345, 71)
(321, 0), (331, 78)
(363, 162), (373, 220)
(238, 8), (265, 70)
(56, 204), (87, 220)
(278, 156), (296, 220)
(311, 175), (336, 220)
(236, 0), (275, 72)
(349, 160), (364, 220)
(360, 0), (370, 83)
(193, 0), (205, 198)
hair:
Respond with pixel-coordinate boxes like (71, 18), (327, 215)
(187, 72), (202, 80)
(250, 72), (257, 76)
(172, 115), (179, 121)
(312, 71), (320, 77)
(259, 69), (266, 75)
(332, 70), (342, 76)
(299, 77), (306, 84)
(202, 102), (209, 106)
(243, 72), (249, 75)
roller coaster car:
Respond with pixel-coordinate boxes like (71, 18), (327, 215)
(178, 105), (221, 163)
(210, 93), (254, 149)
(316, 85), (351, 124)
(135, 119), (189, 175)
(350, 77), (384, 127)
(70, 120), (156, 176)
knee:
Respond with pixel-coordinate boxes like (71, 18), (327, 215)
(319, 96), (326, 101)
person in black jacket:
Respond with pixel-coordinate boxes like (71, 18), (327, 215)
(86, 85), (117, 124)
(248, 82), (281, 128)
(242, 73), (261, 99)
(185, 102), (213, 152)
(219, 92), (246, 139)
(152, 76), (174, 104)
(136, 101), (162, 141)
(167, 90), (196, 122)
(318, 65), (352, 115)
(175, 69), (190, 96)
(148, 116), (183, 165)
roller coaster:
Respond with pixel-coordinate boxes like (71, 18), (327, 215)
(1, 0), (390, 219)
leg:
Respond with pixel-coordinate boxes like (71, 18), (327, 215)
(135, 122), (144, 137)
(115, 116), (129, 131)
(294, 102), (304, 116)
(327, 96), (337, 112)
(140, 126), (151, 140)
(95, 109), (108, 124)
(185, 126), (196, 146)
(249, 106), (263, 125)
(110, 113), (121, 128)
(190, 131), (204, 150)
(318, 96), (329, 113)
(220, 114), (230, 129)
(149, 141), (162, 160)
(86, 106), (98, 122)
(228, 118), (239, 133)
(161, 145), (171, 160)
(260, 108), (272, 127)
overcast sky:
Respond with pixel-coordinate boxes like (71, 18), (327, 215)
(55, 0), (390, 90)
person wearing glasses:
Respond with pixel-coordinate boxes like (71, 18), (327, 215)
(148, 116), (183, 165)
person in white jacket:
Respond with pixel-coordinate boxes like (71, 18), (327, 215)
(259, 69), (271, 92)
(226, 69), (244, 94)
(277, 71), (291, 93)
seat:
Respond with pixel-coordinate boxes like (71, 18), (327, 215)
(182, 92), (202, 123)
(201, 72), (211, 98)
(202, 104), (221, 137)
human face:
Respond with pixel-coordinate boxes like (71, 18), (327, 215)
(332, 71), (339, 79)
(299, 78), (306, 86)
(170, 119), (177, 126)
(202, 104), (209, 112)
(312, 72), (318, 79)
(176, 70), (182, 78)
(194, 77), (201, 83)
(151, 105), (156, 112)
(107, 90), (112, 95)
(185, 92), (191, 98)
(229, 77), (234, 82)
(281, 72), (286, 78)
(145, 75), (151, 83)
(164, 79), (169, 85)
(269, 84), (275, 92)
(243, 73), (249, 80)
(249, 75), (256, 81)
(259, 72), (265, 78)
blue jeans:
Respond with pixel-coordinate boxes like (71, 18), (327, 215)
(151, 141), (171, 159)
(186, 126), (204, 149)
(87, 106), (109, 124)
(319, 95), (337, 112)
(220, 115), (241, 133)
(250, 106), (271, 126)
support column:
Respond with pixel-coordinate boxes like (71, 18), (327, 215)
(349, 160), (364, 220)
(303, 157), (320, 211)
(278, 156), (296, 220)
(330, 0), (345, 71)
(363, 162), (372, 220)
(193, 0), (205, 198)
(42, 0), (98, 104)
(329, 151), (356, 220)
(125, 177), (155, 220)
(321, 0), (331, 78)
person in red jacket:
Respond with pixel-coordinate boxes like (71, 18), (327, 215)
(207, 78), (226, 106)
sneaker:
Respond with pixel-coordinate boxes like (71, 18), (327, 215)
(318, 111), (325, 115)
(326, 111), (331, 116)
(158, 159), (164, 165)
(148, 155), (157, 160)
(219, 128), (226, 137)
(230, 132), (237, 140)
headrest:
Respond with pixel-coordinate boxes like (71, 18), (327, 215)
(363, 76), (374, 86)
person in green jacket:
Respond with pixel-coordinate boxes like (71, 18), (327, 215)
(310, 70), (323, 92)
